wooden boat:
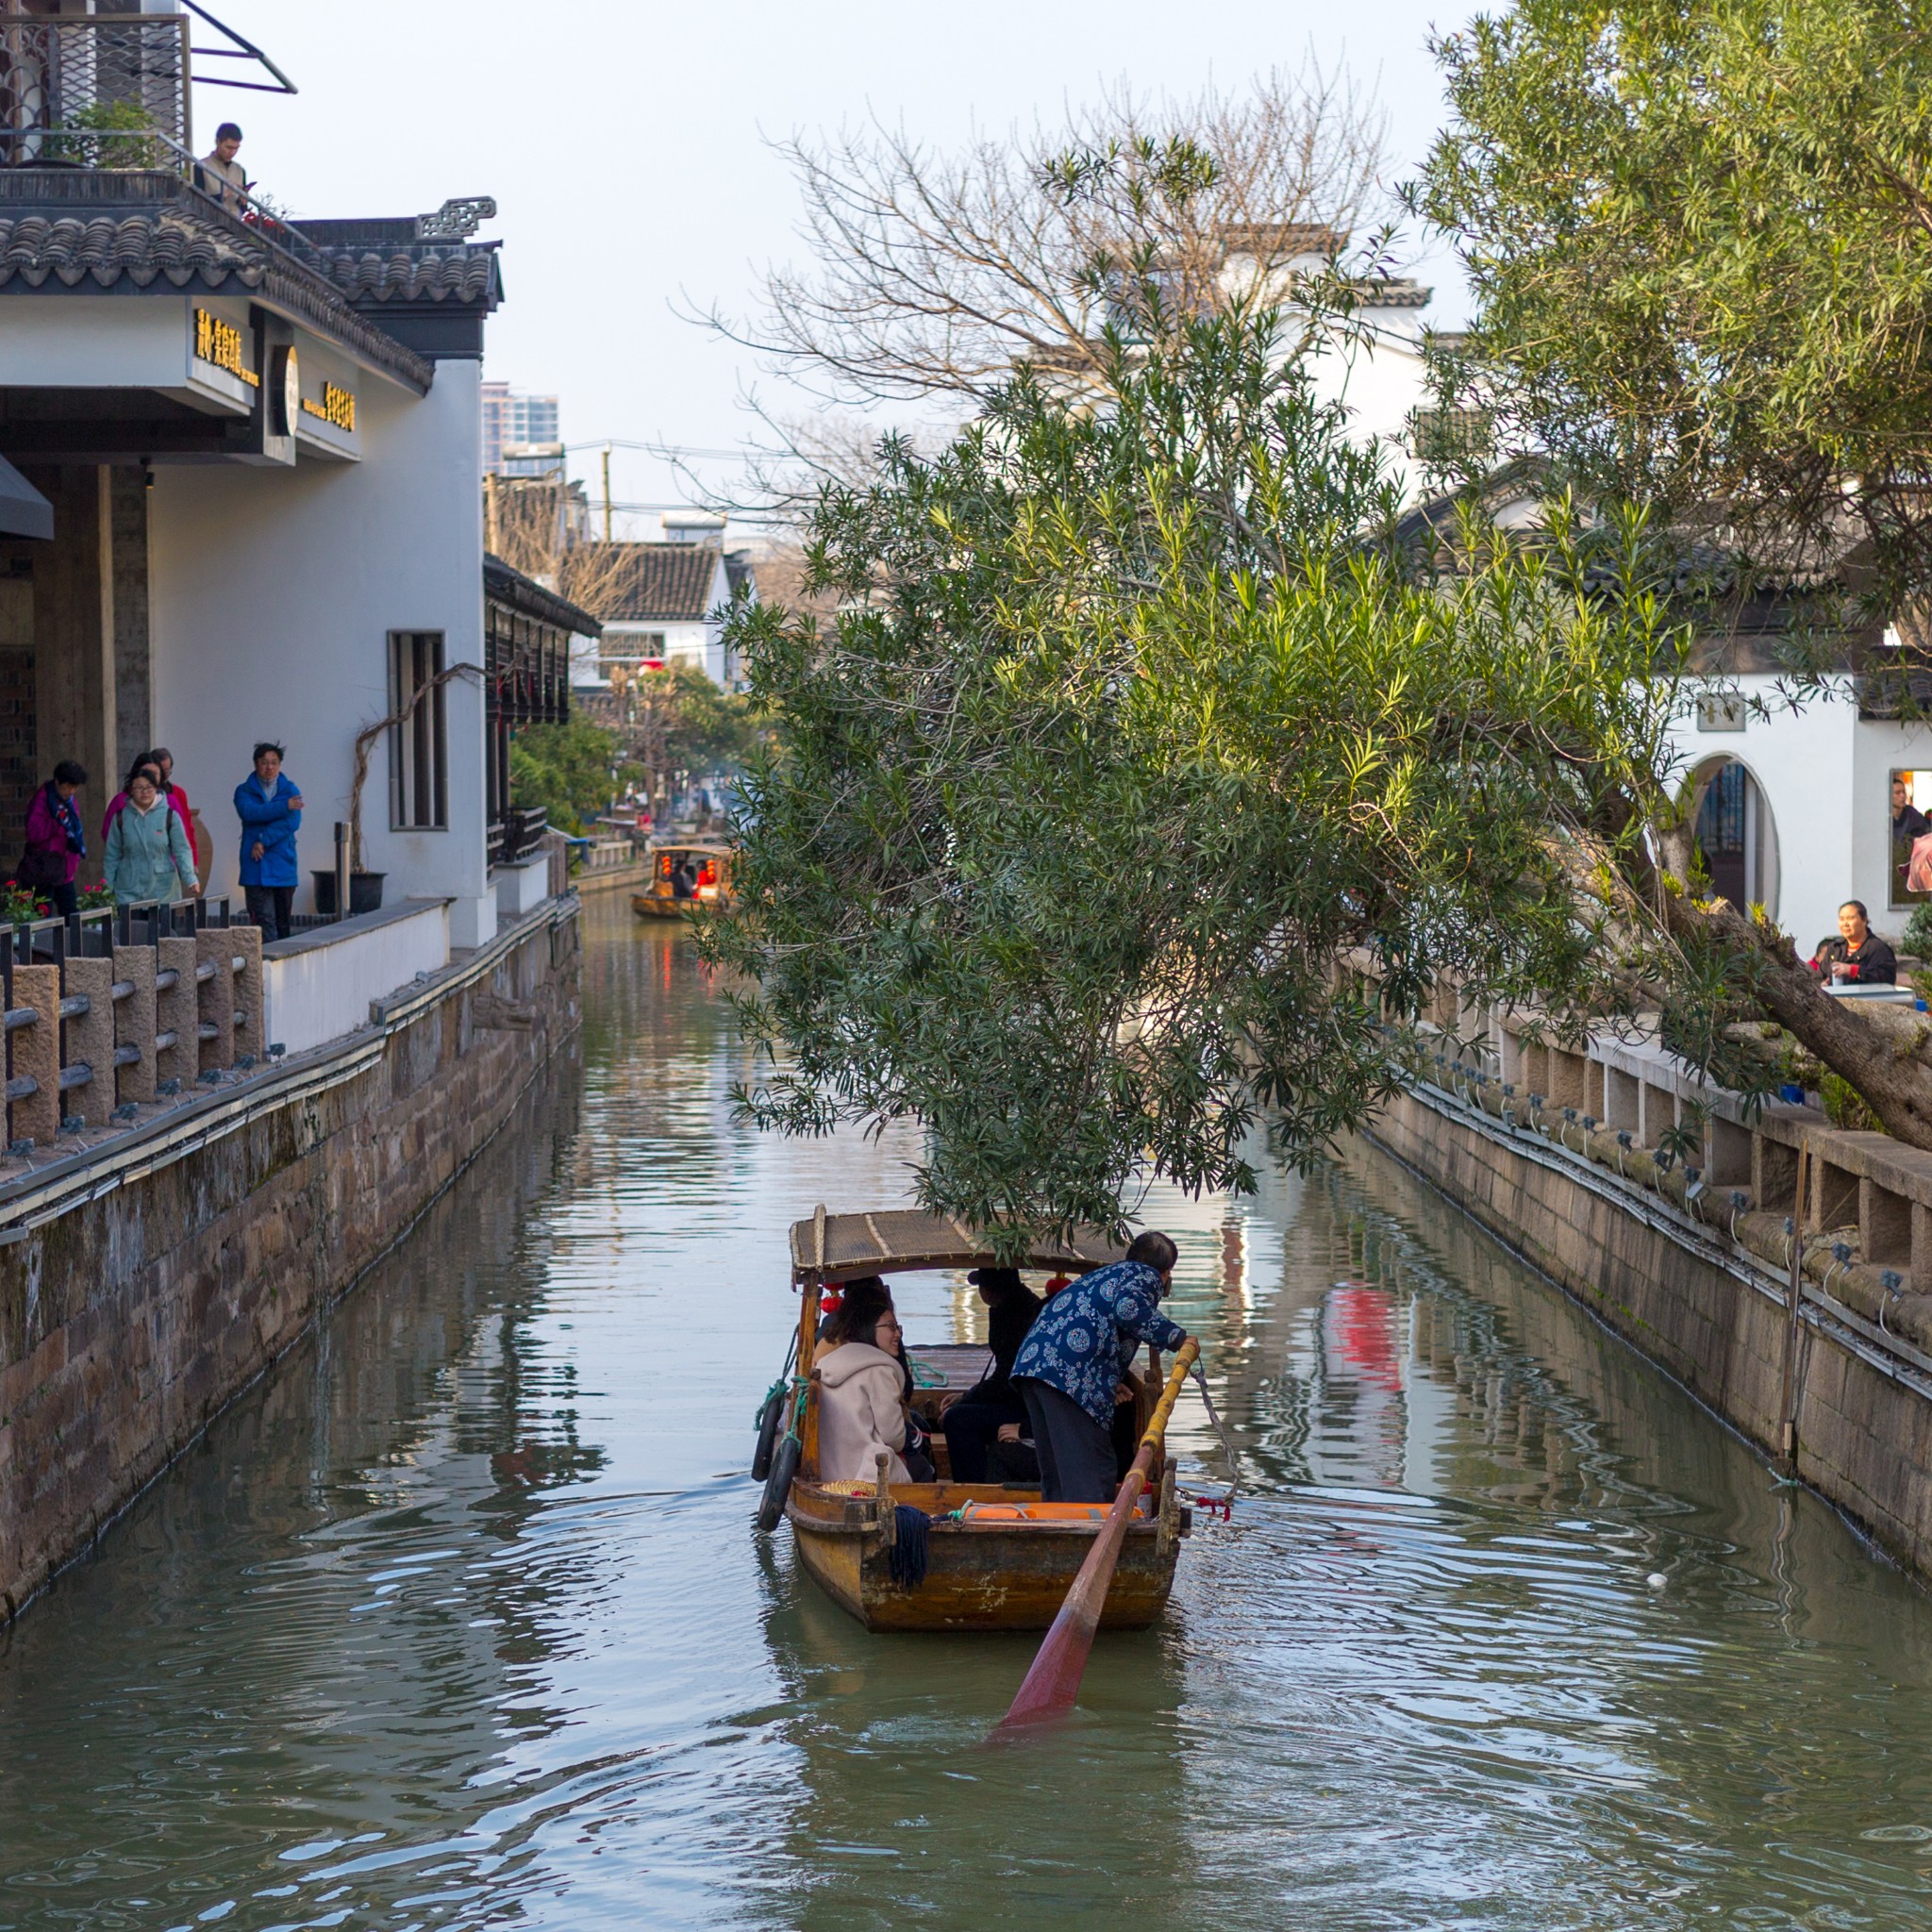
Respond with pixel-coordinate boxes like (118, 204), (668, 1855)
(631, 842), (734, 919)
(761, 1206), (1193, 1632)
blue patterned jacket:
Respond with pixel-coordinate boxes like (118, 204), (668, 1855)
(1011, 1259), (1188, 1429)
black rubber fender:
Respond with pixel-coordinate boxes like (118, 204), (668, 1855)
(757, 1433), (801, 1532)
(752, 1388), (783, 1483)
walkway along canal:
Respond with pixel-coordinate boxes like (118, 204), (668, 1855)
(6, 895), (1932, 1927)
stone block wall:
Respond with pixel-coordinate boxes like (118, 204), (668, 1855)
(0, 899), (582, 1619)
(1371, 1081), (1932, 1580)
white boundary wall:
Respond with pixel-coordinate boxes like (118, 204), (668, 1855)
(263, 901), (451, 1058)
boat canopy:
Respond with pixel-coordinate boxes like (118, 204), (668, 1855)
(789, 1208), (1123, 1283)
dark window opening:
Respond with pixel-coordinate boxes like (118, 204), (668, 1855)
(390, 630), (448, 831)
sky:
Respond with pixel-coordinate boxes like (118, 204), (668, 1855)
(199, 0), (1479, 539)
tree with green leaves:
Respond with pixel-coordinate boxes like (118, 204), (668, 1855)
(1414, 0), (1932, 615)
(1410, 0), (1932, 1151)
(627, 661), (762, 813)
(707, 286), (1819, 1237)
(509, 720), (635, 834)
(707, 54), (1932, 1238)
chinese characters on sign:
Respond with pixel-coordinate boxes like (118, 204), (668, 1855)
(300, 381), (357, 432)
(192, 308), (259, 389)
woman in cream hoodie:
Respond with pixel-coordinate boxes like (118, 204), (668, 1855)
(816, 1303), (915, 1484)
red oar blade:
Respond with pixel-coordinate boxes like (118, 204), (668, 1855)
(994, 1472), (1144, 1732)
(993, 1340), (1200, 1738)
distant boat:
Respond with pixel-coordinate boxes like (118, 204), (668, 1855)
(753, 1206), (1193, 1632)
(632, 842), (734, 920)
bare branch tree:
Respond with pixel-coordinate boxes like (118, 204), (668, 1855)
(348, 661), (481, 873)
(698, 62), (1393, 416)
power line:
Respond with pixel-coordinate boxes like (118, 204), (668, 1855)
(561, 438), (756, 462)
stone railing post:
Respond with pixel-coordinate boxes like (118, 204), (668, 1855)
(8, 962), (58, 1147)
(229, 924), (262, 1058)
(156, 935), (197, 1088)
(195, 927), (234, 1071)
(61, 956), (113, 1129)
(111, 942), (157, 1105)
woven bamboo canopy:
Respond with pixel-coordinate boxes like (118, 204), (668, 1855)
(788, 1208), (1123, 1283)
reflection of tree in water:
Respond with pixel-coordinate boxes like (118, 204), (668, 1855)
(571, 909), (761, 1200)
(1208, 1153), (1763, 1541)
(746, 1533), (1196, 1932)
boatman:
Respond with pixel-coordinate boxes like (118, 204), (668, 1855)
(1011, 1231), (1189, 1503)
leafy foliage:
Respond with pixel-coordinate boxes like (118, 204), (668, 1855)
(707, 302), (1744, 1240)
(628, 661), (763, 799)
(1414, 0), (1932, 615)
(509, 721), (635, 834)
(48, 100), (164, 171)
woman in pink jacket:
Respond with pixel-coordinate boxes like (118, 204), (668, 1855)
(20, 759), (87, 917)
(102, 746), (198, 874)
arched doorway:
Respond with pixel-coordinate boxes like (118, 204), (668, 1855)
(1693, 758), (1779, 916)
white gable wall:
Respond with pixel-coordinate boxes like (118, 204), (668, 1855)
(148, 359), (497, 944)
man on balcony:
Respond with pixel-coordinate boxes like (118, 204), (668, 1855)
(195, 124), (247, 211)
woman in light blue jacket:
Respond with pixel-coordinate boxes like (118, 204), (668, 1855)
(104, 766), (197, 907)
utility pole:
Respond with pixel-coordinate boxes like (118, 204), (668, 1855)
(602, 443), (613, 544)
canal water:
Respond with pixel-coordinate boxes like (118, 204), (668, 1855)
(6, 896), (1932, 1930)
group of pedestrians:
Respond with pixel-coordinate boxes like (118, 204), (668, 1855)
(18, 741), (304, 941)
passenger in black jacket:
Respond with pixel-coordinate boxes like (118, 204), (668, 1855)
(941, 1268), (1042, 1483)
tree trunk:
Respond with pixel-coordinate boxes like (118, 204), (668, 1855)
(1681, 895), (1932, 1149)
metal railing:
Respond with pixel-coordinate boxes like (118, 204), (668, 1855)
(490, 807), (550, 868)
(0, 14), (190, 162)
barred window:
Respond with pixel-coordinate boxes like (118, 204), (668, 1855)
(390, 630), (448, 830)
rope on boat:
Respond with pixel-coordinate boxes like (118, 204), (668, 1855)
(753, 1332), (799, 1426)
(889, 1507), (931, 1587)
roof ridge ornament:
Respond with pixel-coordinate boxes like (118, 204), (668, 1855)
(414, 197), (495, 242)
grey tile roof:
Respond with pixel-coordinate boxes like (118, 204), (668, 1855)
(485, 553), (603, 638)
(563, 543), (727, 625)
(0, 171), (505, 391)
(319, 245), (498, 305)
(0, 207), (265, 288)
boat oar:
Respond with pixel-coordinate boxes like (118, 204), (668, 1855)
(995, 1337), (1200, 1734)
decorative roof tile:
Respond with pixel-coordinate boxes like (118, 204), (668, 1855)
(319, 244), (499, 304)
(0, 208), (269, 291)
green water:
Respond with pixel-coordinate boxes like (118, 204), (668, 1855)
(4, 894), (1932, 1929)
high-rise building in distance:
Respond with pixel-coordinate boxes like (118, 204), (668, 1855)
(481, 381), (561, 476)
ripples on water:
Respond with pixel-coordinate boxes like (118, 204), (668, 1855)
(5, 897), (1932, 1929)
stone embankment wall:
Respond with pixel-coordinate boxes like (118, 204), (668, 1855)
(1372, 1062), (1932, 1578)
(0, 897), (582, 1619)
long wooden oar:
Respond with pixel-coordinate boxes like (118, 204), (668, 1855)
(996, 1337), (1200, 1733)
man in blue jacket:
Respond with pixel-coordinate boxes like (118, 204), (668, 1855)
(235, 741), (304, 941)
(1011, 1230), (1189, 1502)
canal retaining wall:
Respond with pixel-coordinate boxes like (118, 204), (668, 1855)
(0, 894), (582, 1619)
(1369, 1072), (1932, 1580)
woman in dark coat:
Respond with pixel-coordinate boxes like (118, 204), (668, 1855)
(21, 759), (87, 917)
(941, 1268), (1043, 1483)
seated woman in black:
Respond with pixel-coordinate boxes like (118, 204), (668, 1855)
(941, 1268), (1043, 1483)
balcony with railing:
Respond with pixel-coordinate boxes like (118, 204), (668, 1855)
(0, 8), (328, 254)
